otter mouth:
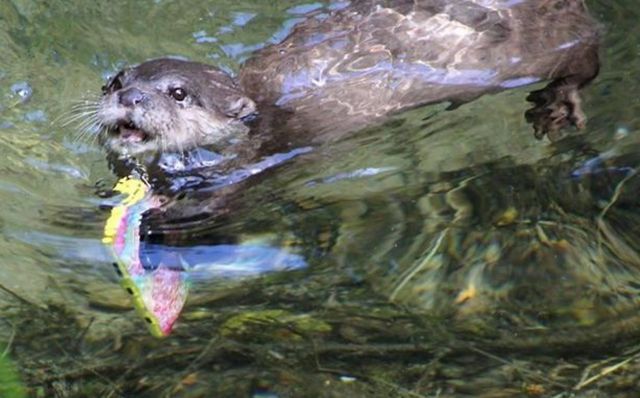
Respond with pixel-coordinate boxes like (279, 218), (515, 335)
(113, 121), (150, 144)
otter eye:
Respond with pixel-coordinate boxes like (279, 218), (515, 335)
(169, 87), (187, 101)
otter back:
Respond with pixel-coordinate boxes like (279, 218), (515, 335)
(240, 0), (599, 142)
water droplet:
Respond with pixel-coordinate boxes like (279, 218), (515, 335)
(10, 81), (33, 103)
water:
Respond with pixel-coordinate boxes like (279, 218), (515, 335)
(1, 0), (640, 396)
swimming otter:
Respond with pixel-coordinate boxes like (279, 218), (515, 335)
(97, 0), (599, 160)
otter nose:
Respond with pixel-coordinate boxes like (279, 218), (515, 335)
(119, 87), (147, 107)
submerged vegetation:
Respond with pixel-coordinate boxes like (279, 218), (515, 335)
(0, 349), (26, 398)
(1, 0), (640, 396)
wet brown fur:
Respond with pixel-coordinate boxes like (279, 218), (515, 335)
(98, 0), (600, 159)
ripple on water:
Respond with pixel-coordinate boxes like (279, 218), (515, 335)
(1, 0), (640, 395)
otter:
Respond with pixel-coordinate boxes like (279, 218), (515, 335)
(96, 0), (600, 164)
(92, 0), (601, 337)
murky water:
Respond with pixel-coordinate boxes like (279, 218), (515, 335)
(2, 0), (640, 396)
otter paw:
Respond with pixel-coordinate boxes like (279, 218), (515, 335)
(525, 87), (586, 141)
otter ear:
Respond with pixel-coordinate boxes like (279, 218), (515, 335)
(223, 95), (257, 120)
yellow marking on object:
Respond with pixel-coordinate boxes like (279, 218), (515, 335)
(102, 177), (149, 245)
(101, 177), (169, 338)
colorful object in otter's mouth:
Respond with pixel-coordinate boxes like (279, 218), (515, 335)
(102, 177), (189, 337)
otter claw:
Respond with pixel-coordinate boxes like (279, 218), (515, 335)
(526, 85), (586, 141)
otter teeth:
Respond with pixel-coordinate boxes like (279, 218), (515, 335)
(117, 122), (148, 143)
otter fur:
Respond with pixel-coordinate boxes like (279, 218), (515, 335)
(97, 0), (599, 161)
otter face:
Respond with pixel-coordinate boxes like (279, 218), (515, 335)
(97, 58), (257, 156)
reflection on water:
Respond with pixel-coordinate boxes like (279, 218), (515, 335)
(2, 0), (640, 396)
(142, 242), (307, 278)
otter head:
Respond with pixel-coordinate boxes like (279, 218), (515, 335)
(97, 58), (257, 156)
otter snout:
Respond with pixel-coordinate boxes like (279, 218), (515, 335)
(119, 87), (147, 107)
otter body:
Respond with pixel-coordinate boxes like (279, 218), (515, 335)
(240, 0), (599, 142)
(97, 0), (599, 159)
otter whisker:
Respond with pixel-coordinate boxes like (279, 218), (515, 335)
(52, 97), (100, 123)
(55, 101), (99, 122)
(65, 121), (98, 143)
(69, 103), (100, 112)
(74, 120), (100, 140)
(72, 123), (100, 145)
(59, 110), (99, 128)
(71, 115), (101, 142)
(59, 105), (99, 120)
(88, 126), (107, 147)
(53, 107), (97, 127)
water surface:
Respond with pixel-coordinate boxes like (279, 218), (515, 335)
(1, 0), (640, 396)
